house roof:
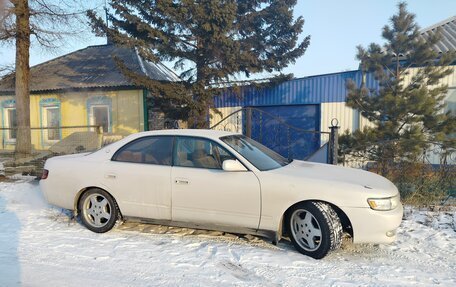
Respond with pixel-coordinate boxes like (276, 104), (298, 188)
(0, 44), (180, 94)
(420, 15), (456, 53)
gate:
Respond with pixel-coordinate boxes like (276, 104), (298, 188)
(211, 107), (339, 164)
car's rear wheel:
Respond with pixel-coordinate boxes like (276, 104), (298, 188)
(79, 189), (119, 233)
(287, 201), (342, 259)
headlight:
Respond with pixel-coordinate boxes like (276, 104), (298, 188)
(367, 195), (400, 211)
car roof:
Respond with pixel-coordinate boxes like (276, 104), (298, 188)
(134, 129), (240, 140)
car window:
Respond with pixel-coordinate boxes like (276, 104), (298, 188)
(221, 135), (289, 171)
(112, 136), (173, 166)
(173, 137), (234, 169)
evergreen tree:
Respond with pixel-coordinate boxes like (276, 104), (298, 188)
(342, 2), (456, 171)
(87, 0), (309, 128)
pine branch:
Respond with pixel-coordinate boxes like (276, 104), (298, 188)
(87, 0), (308, 126)
(344, 2), (455, 163)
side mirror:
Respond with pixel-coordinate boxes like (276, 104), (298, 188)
(222, 159), (247, 172)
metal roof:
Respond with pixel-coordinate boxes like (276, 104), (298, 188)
(214, 70), (379, 107)
(0, 44), (180, 94)
(214, 16), (456, 109)
(420, 15), (456, 53)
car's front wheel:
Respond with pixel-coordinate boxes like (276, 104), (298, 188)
(287, 201), (342, 259)
(78, 188), (119, 233)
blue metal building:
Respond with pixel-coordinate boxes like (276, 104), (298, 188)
(211, 70), (379, 160)
(211, 16), (456, 163)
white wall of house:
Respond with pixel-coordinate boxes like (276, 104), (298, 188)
(430, 66), (455, 164)
(320, 102), (374, 134)
(318, 67), (456, 165)
(210, 106), (243, 133)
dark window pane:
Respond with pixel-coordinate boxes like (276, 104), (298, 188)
(215, 144), (235, 164)
(174, 137), (228, 169)
(8, 109), (17, 139)
(46, 107), (60, 140)
(93, 106), (109, 132)
(113, 136), (173, 166)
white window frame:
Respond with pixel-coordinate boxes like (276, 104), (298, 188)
(90, 104), (111, 133)
(4, 107), (17, 142)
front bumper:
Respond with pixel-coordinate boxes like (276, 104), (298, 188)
(343, 203), (403, 244)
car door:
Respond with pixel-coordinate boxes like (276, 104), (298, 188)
(103, 136), (173, 220)
(171, 136), (261, 229)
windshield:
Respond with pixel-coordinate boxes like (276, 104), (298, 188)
(221, 135), (289, 171)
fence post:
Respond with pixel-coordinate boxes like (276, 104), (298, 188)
(328, 118), (339, 165)
(97, 125), (104, 148)
(245, 107), (252, 138)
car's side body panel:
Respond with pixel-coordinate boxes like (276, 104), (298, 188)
(40, 155), (107, 210)
(171, 166), (261, 229)
(102, 161), (172, 220)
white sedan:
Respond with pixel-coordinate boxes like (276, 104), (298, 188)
(40, 129), (403, 259)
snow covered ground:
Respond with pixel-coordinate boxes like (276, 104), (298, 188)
(0, 180), (455, 287)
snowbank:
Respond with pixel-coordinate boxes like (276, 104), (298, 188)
(0, 181), (455, 286)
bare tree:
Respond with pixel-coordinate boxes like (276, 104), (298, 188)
(0, 0), (5, 20)
(0, 1), (14, 41)
(11, 0), (31, 155)
(0, 0), (5, 22)
(1, 0), (104, 155)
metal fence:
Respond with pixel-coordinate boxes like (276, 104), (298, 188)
(0, 125), (124, 176)
(211, 107), (338, 163)
(0, 125), (104, 153)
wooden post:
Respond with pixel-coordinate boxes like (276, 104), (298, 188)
(97, 125), (104, 148)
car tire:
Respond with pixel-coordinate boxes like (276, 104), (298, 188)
(287, 201), (342, 259)
(78, 188), (120, 233)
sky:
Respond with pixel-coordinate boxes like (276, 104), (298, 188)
(288, 0), (456, 77)
(0, 0), (455, 79)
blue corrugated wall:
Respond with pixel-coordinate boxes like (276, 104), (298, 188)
(214, 70), (378, 108)
(213, 70), (379, 161)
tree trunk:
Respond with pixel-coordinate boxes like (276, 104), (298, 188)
(193, 55), (209, 129)
(14, 0), (31, 156)
(192, 90), (210, 129)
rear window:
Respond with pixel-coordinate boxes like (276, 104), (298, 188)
(112, 136), (173, 166)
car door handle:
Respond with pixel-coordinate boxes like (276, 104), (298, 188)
(105, 173), (116, 179)
(175, 178), (189, 185)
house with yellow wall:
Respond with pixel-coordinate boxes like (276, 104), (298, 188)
(0, 44), (180, 152)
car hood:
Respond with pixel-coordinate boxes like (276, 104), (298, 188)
(268, 160), (398, 196)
